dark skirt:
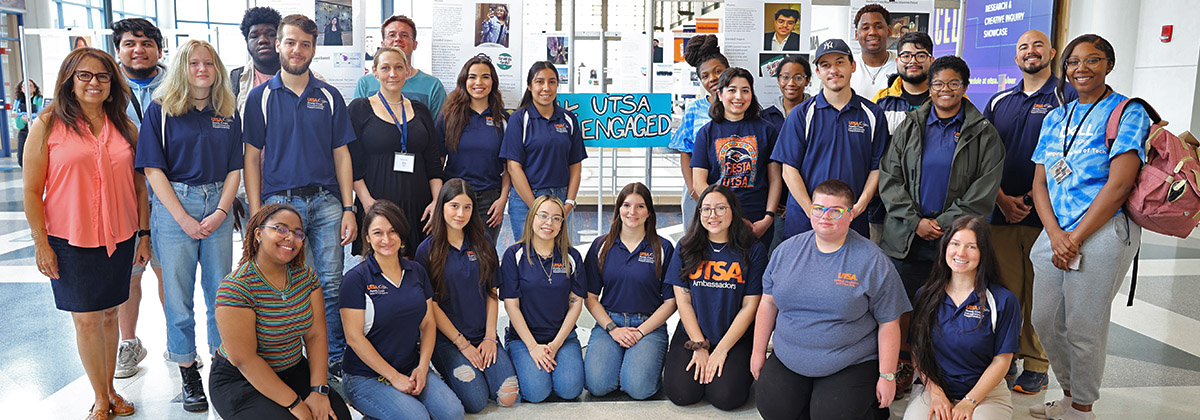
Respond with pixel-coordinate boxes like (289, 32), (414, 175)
(47, 235), (135, 312)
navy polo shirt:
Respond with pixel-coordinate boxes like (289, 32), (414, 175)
(242, 71), (356, 199)
(664, 242), (766, 343)
(414, 236), (496, 344)
(690, 118), (779, 219)
(771, 93), (888, 239)
(920, 108), (965, 217)
(761, 104), (786, 130)
(500, 244), (587, 343)
(436, 108), (508, 192)
(135, 101), (243, 185)
(339, 255), (434, 378)
(499, 106), (588, 190)
(928, 284), (1021, 399)
(583, 235), (676, 315)
(984, 77), (1077, 227)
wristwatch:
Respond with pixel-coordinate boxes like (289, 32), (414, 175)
(311, 384), (330, 396)
(604, 322), (618, 332)
(137, 229), (151, 237)
(765, 211), (777, 219)
(343, 206), (355, 213)
(564, 199), (577, 207)
(879, 372), (896, 381)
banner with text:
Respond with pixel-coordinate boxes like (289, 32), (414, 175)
(557, 93), (672, 148)
(961, 0), (1055, 102)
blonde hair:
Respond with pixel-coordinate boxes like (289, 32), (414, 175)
(518, 195), (574, 274)
(155, 40), (235, 117)
(372, 46), (408, 70)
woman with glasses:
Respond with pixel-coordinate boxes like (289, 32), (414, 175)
(663, 185), (764, 411)
(24, 47), (149, 420)
(752, 180), (910, 419)
(1026, 34), (1151, 420)
(210, 204), (352, 420)
(500, 195), (587, 403)
(762, 55), (811, 129)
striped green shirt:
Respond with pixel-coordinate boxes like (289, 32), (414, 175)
(216, 260), (318, 371)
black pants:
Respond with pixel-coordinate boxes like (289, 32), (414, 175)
(210, 355), (352, 420)
(663, 323), (753, 411)
(474, 187), (503, 244)
(17, 128), (28, 167)
(756, 354), (880, 420)
(890, 236), (939, 302)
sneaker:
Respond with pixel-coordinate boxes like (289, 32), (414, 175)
(1013, 370), (1050, 395)
(894, 360), (915, 400)
(115, 338), (147, 379)
(179, 364), (208, 413)
(1029, 397), (1069, 419)
(163, 350), (204, 368)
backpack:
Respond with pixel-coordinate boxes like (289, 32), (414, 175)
(1105, 98), (1200, 305)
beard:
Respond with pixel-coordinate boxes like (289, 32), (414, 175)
(122, 63), (157, 79)
(1021, 61), (1050, 75)
(281, 56), (313, 76)
(899, 70), (928, 85)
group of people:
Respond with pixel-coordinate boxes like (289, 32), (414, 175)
(22, 3), (1150, 420)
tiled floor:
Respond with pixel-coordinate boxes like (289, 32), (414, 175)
(2, 154), (1199, 419)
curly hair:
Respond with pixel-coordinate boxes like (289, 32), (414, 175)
(240, 204), (307, 269)
(240, 7), (283, 39)
(683, 34), (728, 69)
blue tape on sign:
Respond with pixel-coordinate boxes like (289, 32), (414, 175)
(556, 93), (673, 148)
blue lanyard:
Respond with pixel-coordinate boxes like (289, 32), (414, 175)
(377, 92), (408, 152)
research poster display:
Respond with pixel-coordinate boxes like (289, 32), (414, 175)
(722, 0), (812, 99)
(430, 0), (523, 108)
(264, 0), (366, 99)
(557, 93), (672, 148)
(961, 0), (1055, 102)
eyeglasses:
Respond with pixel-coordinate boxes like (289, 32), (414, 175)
(777, 74), (808, 83)
(700, 205), (730, 217)
(75, 71), (113, 84)
(810, 205), (848, 220)
(930, 80), (964, 92)
(386, 32), (413, 41)
(261, 224), (306, 241)
(1065, 57), (1109, 70)
(535, 212), (564, 224)
(898, 52), (931, 63)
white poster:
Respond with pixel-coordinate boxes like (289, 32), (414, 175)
(431, 0), (522, 108)
(849, 0), (935, 53)
(723, 0), (812, 102)
(262, 0), (366, 99)
(617, 31), (650, 93)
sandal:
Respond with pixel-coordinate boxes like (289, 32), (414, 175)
(86, 404), (110, 420)
(108, 394), (135, 416)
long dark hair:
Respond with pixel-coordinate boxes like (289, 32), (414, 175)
(709, 67), (762, 122)
(518, 61), (558, 109)
(909, 215), (1001, 394)
(16, 79), (42, 99)
(677, 185), (755, 283)
(442, 56), (508, 153)
(426, 179), (498, 301)
(47, 48), (138, 146)
(598, 183), (665, 278)
(1058, 34), (1116, 95)
(240, 204), (307, 269)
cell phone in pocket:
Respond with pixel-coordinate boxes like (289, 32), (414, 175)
(1068, 253), (1082, 271)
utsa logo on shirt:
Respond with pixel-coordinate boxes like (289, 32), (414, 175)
(637, 252), (655, 264)
(1031, 103), (1052, 115)
(211, 116), (232, 130)
(554, 123), (568, 133)
(551, 262), (568, 274)
(715, 135), (759, 189)
(306, 97), (327, 110)
(467, 251), (478, 262)
(964, 304), (985, 319)
(847, 120), (868, 134)
(485, 116), (495, 127)
(366, 283), (389, 296)
(834, 272), (860, 287)
(689, 261), (743, 290)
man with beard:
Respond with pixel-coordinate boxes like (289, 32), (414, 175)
(850, 4), (896, 99)
(111, 17), (166, 380)
(983, 29), (1076, 396)
(353, 15), (447, 117)
(242, 14), (358, 379)
(873, 32), (934, 135)
(771, 39), (887, 243)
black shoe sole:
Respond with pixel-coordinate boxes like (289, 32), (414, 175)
(183, 402), (209, 413)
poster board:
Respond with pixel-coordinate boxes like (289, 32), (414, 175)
(430, 0), (523, 108)
(263, 0), (366, 99)
(961, 0), (1055, 102)
(722, 0), (812, 100)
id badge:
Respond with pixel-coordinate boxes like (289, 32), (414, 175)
(394, 152), (416, 173)
(1049, 158), (1072, 183)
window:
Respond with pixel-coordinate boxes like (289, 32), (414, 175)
(53, 0), (157, 29)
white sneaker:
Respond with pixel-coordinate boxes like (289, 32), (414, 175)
(1029, 397), (1069, 419)
(115, 338), (147, 379)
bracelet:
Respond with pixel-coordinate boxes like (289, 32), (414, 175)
(284, 395), (302, 410)
(214, 207), (228, 215)
(564, 199), (577, 207)
(483, 337), (500, 344)
(963, 396), (979, 406)
(634, 329), (645, 338)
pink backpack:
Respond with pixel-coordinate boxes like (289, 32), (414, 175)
(1105, 98), (1200, 238)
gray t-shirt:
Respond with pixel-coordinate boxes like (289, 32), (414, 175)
(763, 230), (911, 377)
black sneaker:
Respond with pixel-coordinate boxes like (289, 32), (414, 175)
(180, 364), (208, 412)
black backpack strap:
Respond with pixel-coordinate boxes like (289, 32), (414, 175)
(130, 92), (143, 122)
(1126, 247), (1140, 307)
(230, 67), (244, 98)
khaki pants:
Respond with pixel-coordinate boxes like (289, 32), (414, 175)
(991, 224), (1048, 373)
(903, 382), (1012, 420)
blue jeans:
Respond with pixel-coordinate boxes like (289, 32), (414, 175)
(508, 186), (579, 245)
(584, 311), (669, 399)
(430, 336), (519, 413)
(343, 370), (465, 420)
(265, 189), (346, 362)
(506, 330), (584, 402)
(152, 182), (233, 362)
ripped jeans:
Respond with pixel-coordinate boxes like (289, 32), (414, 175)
(430, 335), (519, 413)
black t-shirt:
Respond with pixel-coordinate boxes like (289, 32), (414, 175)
(901, 89), (930, 110)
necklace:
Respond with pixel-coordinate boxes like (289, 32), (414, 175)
(257, 262), (290, 300)
(709, 241), (728, 254)
(379, 94), (405, 105)
(536, 251), (555, 283)
(865, 64), (885, 84)
(191, 94), (210, 101)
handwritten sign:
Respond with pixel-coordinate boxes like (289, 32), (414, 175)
(556, 93), (673, 148)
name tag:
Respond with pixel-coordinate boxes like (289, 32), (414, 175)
(1049, 158), (1072, 183)
(394, 152), (416, 173)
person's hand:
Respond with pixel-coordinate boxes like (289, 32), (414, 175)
(487, 196), (507, 228)
(751, 217), (772, 238)
(340, 211), (357, 246)
(389, 373), (415, 394)
(951, 399), (977, 420)
(421, 202), (436, 234)
(199, 211), (227, 238)
(916, 218), (944, 241)
(928, 391), (953, 420)
(34, 241), (59, 279)
(851, 201), (869, 219)
(609, 327), (639, 348)
(459, 340), (485, 370)
(303, 392), (337, 420)
(702, 348), (727, 384)
(177, 215), (209, 240)
(686, 348), (709, 382)
(529, 344), (556, 372)
(876, 377), (896, 408)
(134, 237), (152, 266)
(996, 194), (1032, 223)
(409, 366), (428, 396)
(1048, 229), (1079, 270)
(478, 339), (498, 368)
(750, 352), (765, 380)
(289, 397), (316, 420)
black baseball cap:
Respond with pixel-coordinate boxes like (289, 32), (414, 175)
(814, 38), (854, 64)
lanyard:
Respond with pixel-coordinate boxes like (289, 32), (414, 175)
(377, 92), (408, 153)
(1060, 88), (1109, 158)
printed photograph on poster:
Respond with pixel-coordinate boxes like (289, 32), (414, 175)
(653, 39), (664, 63)
(887, 12), (929, 50)
(759, 53), (808, 78)
(547, 36), (568, 64)
(316, 0), (352, 46)
(555, 65), (570, 86)
(70, 36), (91, 50)
(763, 4), (802, 51)
(674, 37), (691, 63)
(476, 3), (510, 47)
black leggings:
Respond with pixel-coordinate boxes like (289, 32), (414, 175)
(210, 355), (353, 420)
(663, 323), (754, 411)
(755, 354), (880, 420)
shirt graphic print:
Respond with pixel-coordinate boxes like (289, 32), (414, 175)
(715, 134), (759, 189)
